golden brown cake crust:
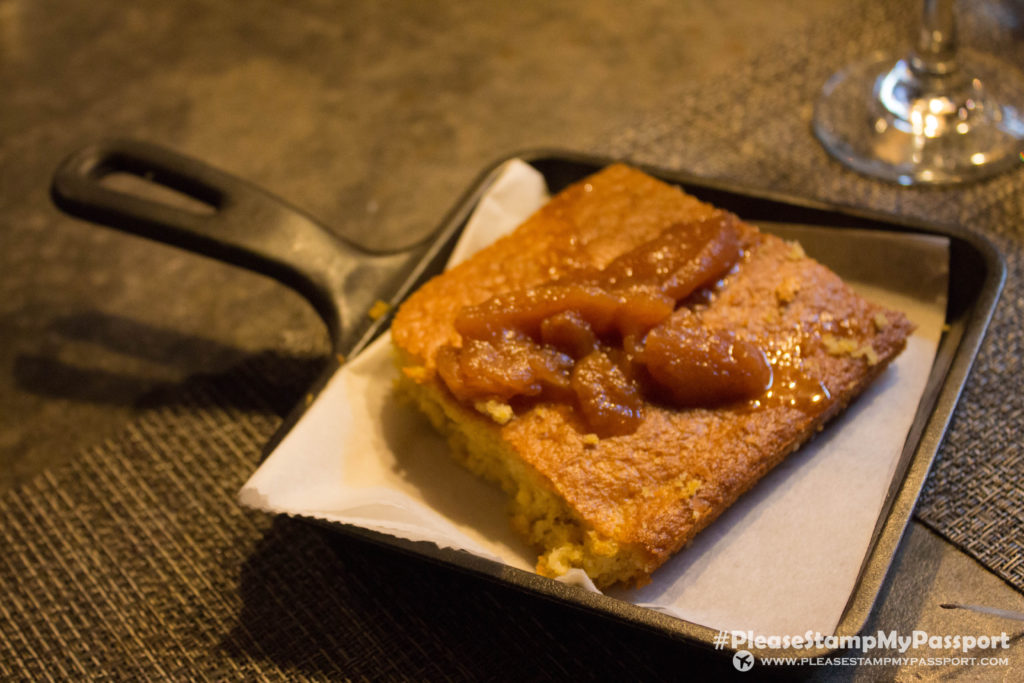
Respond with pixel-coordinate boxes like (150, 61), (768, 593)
(391, 164), (914, 581)
(392, 165), (718, 369)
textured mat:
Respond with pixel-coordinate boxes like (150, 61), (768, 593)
(4, 1), (1024, 679)
(0, 354), (731, 680)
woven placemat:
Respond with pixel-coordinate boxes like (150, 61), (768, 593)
(0, 354), (738, 680)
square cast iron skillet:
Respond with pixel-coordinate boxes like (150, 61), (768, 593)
(51, 140), (1005, 657)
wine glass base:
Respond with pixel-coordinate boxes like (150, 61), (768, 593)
(813, 50), (1024, 185)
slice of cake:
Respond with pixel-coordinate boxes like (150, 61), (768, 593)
(391, 164), (913, 588)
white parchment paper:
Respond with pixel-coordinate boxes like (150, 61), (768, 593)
(239, 159), (948, 639)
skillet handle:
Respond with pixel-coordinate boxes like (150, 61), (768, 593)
(51, 139), (406, 356)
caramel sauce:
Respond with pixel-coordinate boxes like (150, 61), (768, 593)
(434, 212), (826, 436)
(747, 332), (832, 412)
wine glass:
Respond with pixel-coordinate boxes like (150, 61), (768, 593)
(813, 0), (1024, 185)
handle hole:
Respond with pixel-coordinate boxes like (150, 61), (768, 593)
(100, 171), (218, 216)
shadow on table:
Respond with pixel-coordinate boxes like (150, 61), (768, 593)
(13, 310), (322, 412)
(221, 517), (756, 680)
(14, 353), (180, 404)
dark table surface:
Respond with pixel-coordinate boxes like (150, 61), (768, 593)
(3, 0), (1024, 679)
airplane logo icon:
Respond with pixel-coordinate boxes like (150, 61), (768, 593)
(732, 649), (755, 672)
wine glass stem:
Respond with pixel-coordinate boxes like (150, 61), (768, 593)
(911, 0), (958, 77)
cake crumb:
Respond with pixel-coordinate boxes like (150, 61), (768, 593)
(474, 399), (514, 425)
(402, 365), (430, 382)
(544, 544), (583, 575)
(582, 433), (600, 447)
(822, 333), (859, 356)
(775, 276), (800, 304)
(787, 241), (806, 260)
(854, 344), (880, 365)
(586, 530), (619, 557)
(873, 312), (889, 331)
(822, 333), (879, 365)
(368, 299), (391, 320)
